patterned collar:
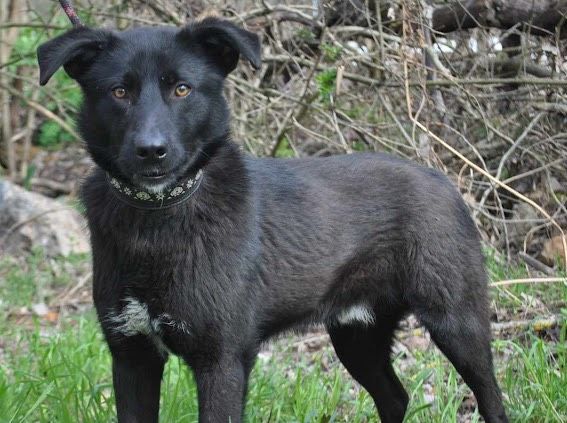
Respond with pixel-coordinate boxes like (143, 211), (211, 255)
(107, 169), (203, 210)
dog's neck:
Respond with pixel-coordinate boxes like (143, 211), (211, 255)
(98, 139), (248, 213)
(106, 168), (204, 210)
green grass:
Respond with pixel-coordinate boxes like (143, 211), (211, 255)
(0, 249), (89, 312)
(0, 313), (565, 422)
(0, 252), (565, 422)
(485, 248), (567, 311)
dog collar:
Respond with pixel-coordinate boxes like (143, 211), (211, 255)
(107, 169), (203, 210)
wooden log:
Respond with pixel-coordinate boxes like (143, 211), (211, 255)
(322, 0), (567, 37)
(432, 0), (567, 37)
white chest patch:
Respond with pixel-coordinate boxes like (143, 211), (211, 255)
(107, 297), (190, 355)
(336, 305), (375, 326)
(109, 297), (153, 336)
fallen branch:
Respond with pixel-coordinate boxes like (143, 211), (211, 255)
(491, 277), (567, 287)
(491, 315), (560, 334)
(518, 253), (556, 276)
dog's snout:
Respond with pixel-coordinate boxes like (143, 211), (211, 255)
(135, 139), (168, 161)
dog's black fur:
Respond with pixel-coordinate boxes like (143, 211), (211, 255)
(38, 18), (508, 423)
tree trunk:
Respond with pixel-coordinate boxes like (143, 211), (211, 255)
(432, 0), (567, 37)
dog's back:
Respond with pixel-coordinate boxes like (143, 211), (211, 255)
(244, 153), (486, 332)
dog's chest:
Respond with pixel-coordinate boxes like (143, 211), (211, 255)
(107, 297), (190, 355)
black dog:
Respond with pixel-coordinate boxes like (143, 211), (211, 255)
(37, 17), (508, 423)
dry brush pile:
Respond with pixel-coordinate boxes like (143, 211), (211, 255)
(1, 0), (566, 274)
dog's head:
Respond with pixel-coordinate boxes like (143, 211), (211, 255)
(37, 18), (260, 191)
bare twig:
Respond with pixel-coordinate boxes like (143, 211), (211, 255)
(0, 82), (81, 141)
(491, 277), (567, 287)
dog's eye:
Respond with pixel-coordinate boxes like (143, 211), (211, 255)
(174, 84), (191, 98)
(112, 87), (127, 99)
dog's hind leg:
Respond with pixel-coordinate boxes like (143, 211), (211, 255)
(417, 307), (508, 423)
(327, 311), (408, 423)
(413, 264), (509, 423)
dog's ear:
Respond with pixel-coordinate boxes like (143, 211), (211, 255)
(178, 17), (261, 75)
(37, 27), (113, 85)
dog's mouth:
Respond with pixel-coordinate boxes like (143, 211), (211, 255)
(140, 170), (168, 180)
(129, 163), (188, 193)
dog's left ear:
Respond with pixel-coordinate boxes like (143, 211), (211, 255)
(178, 17), (261, 75)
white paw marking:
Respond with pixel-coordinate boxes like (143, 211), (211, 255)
(337, 305), (375, 325)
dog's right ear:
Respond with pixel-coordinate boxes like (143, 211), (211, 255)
(37, 27), (113, 85)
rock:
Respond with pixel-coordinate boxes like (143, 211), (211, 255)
(509, 202), (539, 245)
(31, 302), (49, 316)
(0, 180), (89, 257)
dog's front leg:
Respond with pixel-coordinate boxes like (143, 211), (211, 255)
(193, 355), (249, 423)
(111, 337), (166, 423)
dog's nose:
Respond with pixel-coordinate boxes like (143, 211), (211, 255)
(135, 141), (168, 161)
